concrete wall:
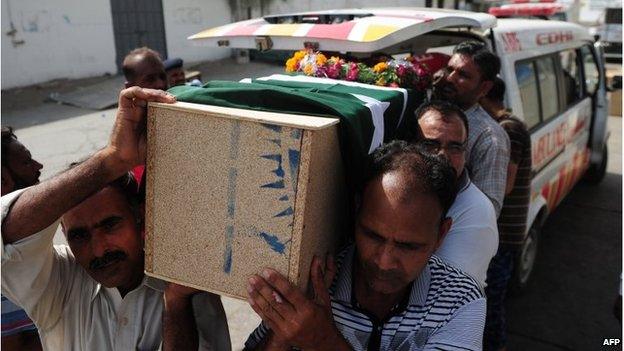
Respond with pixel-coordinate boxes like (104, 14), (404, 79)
(1, 0), (232, 89)
(2, 0), (460, 89)
(1, 0), (117, 89)
(162, 0), (231, 65)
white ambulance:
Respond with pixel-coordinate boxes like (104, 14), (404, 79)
(189, 8), (618, 290)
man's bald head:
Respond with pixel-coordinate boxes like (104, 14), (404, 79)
(122, 47), (168, 90)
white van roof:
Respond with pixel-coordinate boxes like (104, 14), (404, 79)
(492, 19), (593, 54)
(189, 8), (496, 53)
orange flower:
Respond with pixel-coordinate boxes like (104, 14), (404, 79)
(375, 77), (387, 86)
(373, 62), (388, 73)
(293, 50), (307, 61)
(316, 53), (327, 66)
(303, 63), (315, 76)
(285, 57), (299, 72)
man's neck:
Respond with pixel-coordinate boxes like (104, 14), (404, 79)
(353, 265), (409, 321)
(462, 102), (479, 112)
(457, 169), (469, 189)
(117, 263), (145, 298)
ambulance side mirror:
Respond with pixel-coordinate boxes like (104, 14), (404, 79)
(608, 75), (622, 92)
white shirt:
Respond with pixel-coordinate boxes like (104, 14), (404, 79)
(1, 189), (231, 351)
(435, 172), (499, 287)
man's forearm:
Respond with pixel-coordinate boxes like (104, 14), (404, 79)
(2, 148), (127, 244)
(163, 294), (199, 351)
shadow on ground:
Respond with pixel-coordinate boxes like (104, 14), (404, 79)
(506, 172), (622, 351)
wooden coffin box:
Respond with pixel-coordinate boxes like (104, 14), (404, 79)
(144, 102), (346, 299)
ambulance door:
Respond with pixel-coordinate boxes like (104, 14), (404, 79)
(582, 42), (609, 183)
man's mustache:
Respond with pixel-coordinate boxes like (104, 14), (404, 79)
(364, 261), (403, 281)
(89, 250), (127, 270)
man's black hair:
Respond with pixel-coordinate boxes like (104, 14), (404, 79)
(1, 126), (17, 168)
(365, 140), (458, 217)
(453, 41), (501, 82)
(413, 100), (469, 139)
(67, 161), (142, 220)
(485, 77), (506, 103)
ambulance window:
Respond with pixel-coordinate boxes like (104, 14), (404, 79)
(580, 45), (599, 96)
(559, 50), (582, 107)
(515, 61), (541, 129)
(535, 56), (559, 121)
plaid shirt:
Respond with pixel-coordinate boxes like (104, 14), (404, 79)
(464, 105), (510, 217)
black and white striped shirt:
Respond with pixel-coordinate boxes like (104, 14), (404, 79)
(245, 245), (486, 351)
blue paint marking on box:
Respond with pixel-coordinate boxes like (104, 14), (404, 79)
(258, 231), (291, 254)
(261, 179), (285, 189)
(274, 206), (294, 218)
(288, 149), (301, 191)
(227, 168), (237, 218)
(223, 225), (234, 273)
(224, 122), (240, 274)
(291, 129), (302, 140)
(261, 124), (282, 133)
(261, 154), (285, 178)
(229, 121), (240, 160)
(279, 195), (289, 201)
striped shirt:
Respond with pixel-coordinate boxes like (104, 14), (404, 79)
(1, 295), (36, 337)
(497, 114), (532, 249)
(464, 104), (510, 217)
(245, 245), (486, 351)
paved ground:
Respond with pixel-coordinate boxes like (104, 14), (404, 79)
(3, 58), (622, 350)
(505, 116), (622, 351)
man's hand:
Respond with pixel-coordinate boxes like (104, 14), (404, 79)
(247, 255), (351, 351)
(1, 88), (175, 242)
(163, 283), (201, 351)
(106, 87), (175, 175)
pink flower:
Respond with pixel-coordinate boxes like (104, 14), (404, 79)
(346, 63), (359, 81)
(397, 65), (407, 77)
(414, 64), (428, 78)
(316, 65), (328, 77)
(388, 82), (399, 88)
(326, 63), (341, 79)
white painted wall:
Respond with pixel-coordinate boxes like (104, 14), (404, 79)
(1, 0), (117, 89)
(162, 0), (232, 65)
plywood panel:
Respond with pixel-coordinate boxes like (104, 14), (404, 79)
(145, 102), (343, 299)
(290, 127), (348, 288)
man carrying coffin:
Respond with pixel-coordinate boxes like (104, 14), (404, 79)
(1, 88), (230, 350)
(244, 141), (486, 351)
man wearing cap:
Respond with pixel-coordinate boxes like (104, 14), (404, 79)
(164, 57), (187, 87)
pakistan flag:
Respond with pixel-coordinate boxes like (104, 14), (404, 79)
(169, 74), (423, 189)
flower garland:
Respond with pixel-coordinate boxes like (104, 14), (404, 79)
(285, 49), (431, 91)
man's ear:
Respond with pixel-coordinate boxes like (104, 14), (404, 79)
(435, 217), (453, 249)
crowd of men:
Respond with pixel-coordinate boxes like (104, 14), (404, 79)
(1, 41), (531, 350)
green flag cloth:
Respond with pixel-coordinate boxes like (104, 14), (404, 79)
(169, 74), (424, 189)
